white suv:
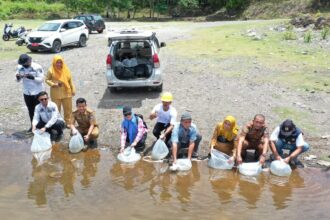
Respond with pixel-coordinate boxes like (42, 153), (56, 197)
(106, 29), (166, 92)
(27, 19), (89, 53)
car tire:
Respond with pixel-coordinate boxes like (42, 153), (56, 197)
(51, 40), (61, 53)
(79, 35), (87, 47)
(108, 87), (117, 93)
(97, 29), (104, 34)
(88, 29), (92, 34)
(155, 84), (163, 92)
(2, 34), (9, 41)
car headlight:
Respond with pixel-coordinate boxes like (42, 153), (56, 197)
(41, 37), (49, 41)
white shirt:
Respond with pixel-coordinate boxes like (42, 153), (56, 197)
(16, 62), (44, 95)
(270, 126), (306, 146)
(151, 103), (177, 125)
(32, 101), (63, 128)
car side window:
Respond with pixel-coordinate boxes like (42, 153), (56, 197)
(68, 22), (78, 29)
(61, 23), (69, 30)
(87, 16), (93, 21)
(75, 22), (83, 27)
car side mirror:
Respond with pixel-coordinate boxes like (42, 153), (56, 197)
(60, 28), (66, 32)
(160, 42), (166, 47)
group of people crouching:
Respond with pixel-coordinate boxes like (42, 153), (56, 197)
(16, 54), (309, 169)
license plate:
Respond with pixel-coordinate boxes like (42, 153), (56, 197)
(31, 43), (39, 47)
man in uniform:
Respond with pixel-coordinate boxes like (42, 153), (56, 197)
(236, 114), (269, 165)
(70, 98), (99, 148)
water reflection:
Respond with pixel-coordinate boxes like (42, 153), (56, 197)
(27, 144), (100, 206)
(209, 169), (238, 204)
(238, 174), (266, 209)
(269, 171), (305, 210)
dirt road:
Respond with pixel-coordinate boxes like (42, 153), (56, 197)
(0, 21), (329, 167)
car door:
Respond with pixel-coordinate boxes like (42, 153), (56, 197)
(60, 22), (71, 45)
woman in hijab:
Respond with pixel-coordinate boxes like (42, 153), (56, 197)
(46, 55), (75, 126)
(209, 115), (239, 162)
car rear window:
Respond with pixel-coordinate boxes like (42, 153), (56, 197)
(93, 15), (103, 20)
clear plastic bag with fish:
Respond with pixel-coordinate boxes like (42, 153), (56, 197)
(238, 162), (262, 176)
(270, 160), (292, 177)
(31, 130), (52, 153)
(208, 149), (234, 170)
(151, 139), (169, 160)
(117, 146), (141, 163)
(176, 159), (192, 171)
(32, 148), (52, 166)
(69, 131), (85, 153)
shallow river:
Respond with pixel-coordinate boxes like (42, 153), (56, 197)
(0, 136), (329, 220)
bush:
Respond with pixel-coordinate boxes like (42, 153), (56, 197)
(283, 31), (297, 40)
(321, 27), (329, 40)
(304, 30), (312, 43)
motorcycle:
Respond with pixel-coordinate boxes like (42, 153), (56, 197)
(16, 29), (31, 46)
(3, 24), (27, 41)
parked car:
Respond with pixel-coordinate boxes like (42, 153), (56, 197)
(106, 29), (166, 93)
(26, 19), (89, 53)
(74, 14), (106, 34)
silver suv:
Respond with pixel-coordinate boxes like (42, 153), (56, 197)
(105, 29), (166, 92)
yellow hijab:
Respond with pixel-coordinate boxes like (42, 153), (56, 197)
(216, 115), (239, 141)
(49, 55), (71, 90)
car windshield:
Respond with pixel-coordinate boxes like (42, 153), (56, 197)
(37, 23), (61, 31)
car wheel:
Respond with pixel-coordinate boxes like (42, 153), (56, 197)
(108, 87), (117, 93)
(155, 84), (163, 92)
(2, 34), (9, 41)
(51, 40), (61, 53)
(97, 29), (104, 34)
(88, 29), (92, 34)
(79, 35), (87, 47)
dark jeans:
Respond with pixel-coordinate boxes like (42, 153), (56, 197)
(36, 120), (65, 136)
(125, 132), (147, 153)
(23, 94), (39, 124)
(152, 122), (172, 144)
(168, 134), (202, 157)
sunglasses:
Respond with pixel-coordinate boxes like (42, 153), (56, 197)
(124, 113), (132, 117)
(39, 98), (48, 101)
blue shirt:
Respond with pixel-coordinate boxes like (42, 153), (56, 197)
(171, 122), (198, 144)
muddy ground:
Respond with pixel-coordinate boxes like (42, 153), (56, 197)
(0, 21), (329, 167)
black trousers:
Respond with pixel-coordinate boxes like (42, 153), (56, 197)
(23, 94), (39, 124)
(153, 122), (172, 144)
(36, 120), (65, 136)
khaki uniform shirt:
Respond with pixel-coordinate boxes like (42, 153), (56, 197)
(71, 108), (98, 131)
(240, 121), (269, 144)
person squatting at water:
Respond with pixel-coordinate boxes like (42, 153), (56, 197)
(236, 114), (269, 165)
(209, 115), (239, 163)
(70, 98), (99, 149)
(120, 106), (148, 153)
(16, 54), (45, 133)
(32, 91), (65, 141)
(46, 55), (75, 127)
(269, 119), (309, 168)
(169, 112), (202, 171)
(149, 92), (177, 146)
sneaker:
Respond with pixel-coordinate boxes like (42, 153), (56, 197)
(50, 129), (58, 141)
(26, 127), (32, 134)
(292, 158), (304, 168)
(169, 163), (178, 171)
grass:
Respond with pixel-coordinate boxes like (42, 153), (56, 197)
(169, 19), (330, 92)
(272, 107), (316, 133)
(0, 20), (44, 60)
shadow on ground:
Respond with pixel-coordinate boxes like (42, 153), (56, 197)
(97, 87), (160, 109)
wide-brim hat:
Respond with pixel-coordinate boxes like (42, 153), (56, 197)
(280, 119), (296, 137)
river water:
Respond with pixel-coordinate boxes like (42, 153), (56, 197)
(0, 136), (329, 220)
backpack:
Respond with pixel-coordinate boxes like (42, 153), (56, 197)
(134, 113), (148, 129)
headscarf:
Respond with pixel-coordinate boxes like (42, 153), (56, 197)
(216, 115), (239, 142)
(49, 55), (71, 90)
(121, 113), (138, 145)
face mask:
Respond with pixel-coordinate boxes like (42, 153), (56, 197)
(23, 64), (30, 68)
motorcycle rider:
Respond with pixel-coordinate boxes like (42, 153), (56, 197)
(16, 54), (45, 133)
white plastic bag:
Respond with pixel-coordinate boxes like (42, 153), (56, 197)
(270, 160), (292, 177)
(151, 139), (169, 160)
(32, 148), (52, 166)
(208, 149), (234, 170)
(31, 130), (52, 153)
(176, 159), (192, 171)
(117, 147), (141, 163)
(69, 132), (85, 153)
(238, 162), (262, 176)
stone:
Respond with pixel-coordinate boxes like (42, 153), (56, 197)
(304, 155), (317, 160)
(317, 160), (330, 167)
(321, 135), (330, 139)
